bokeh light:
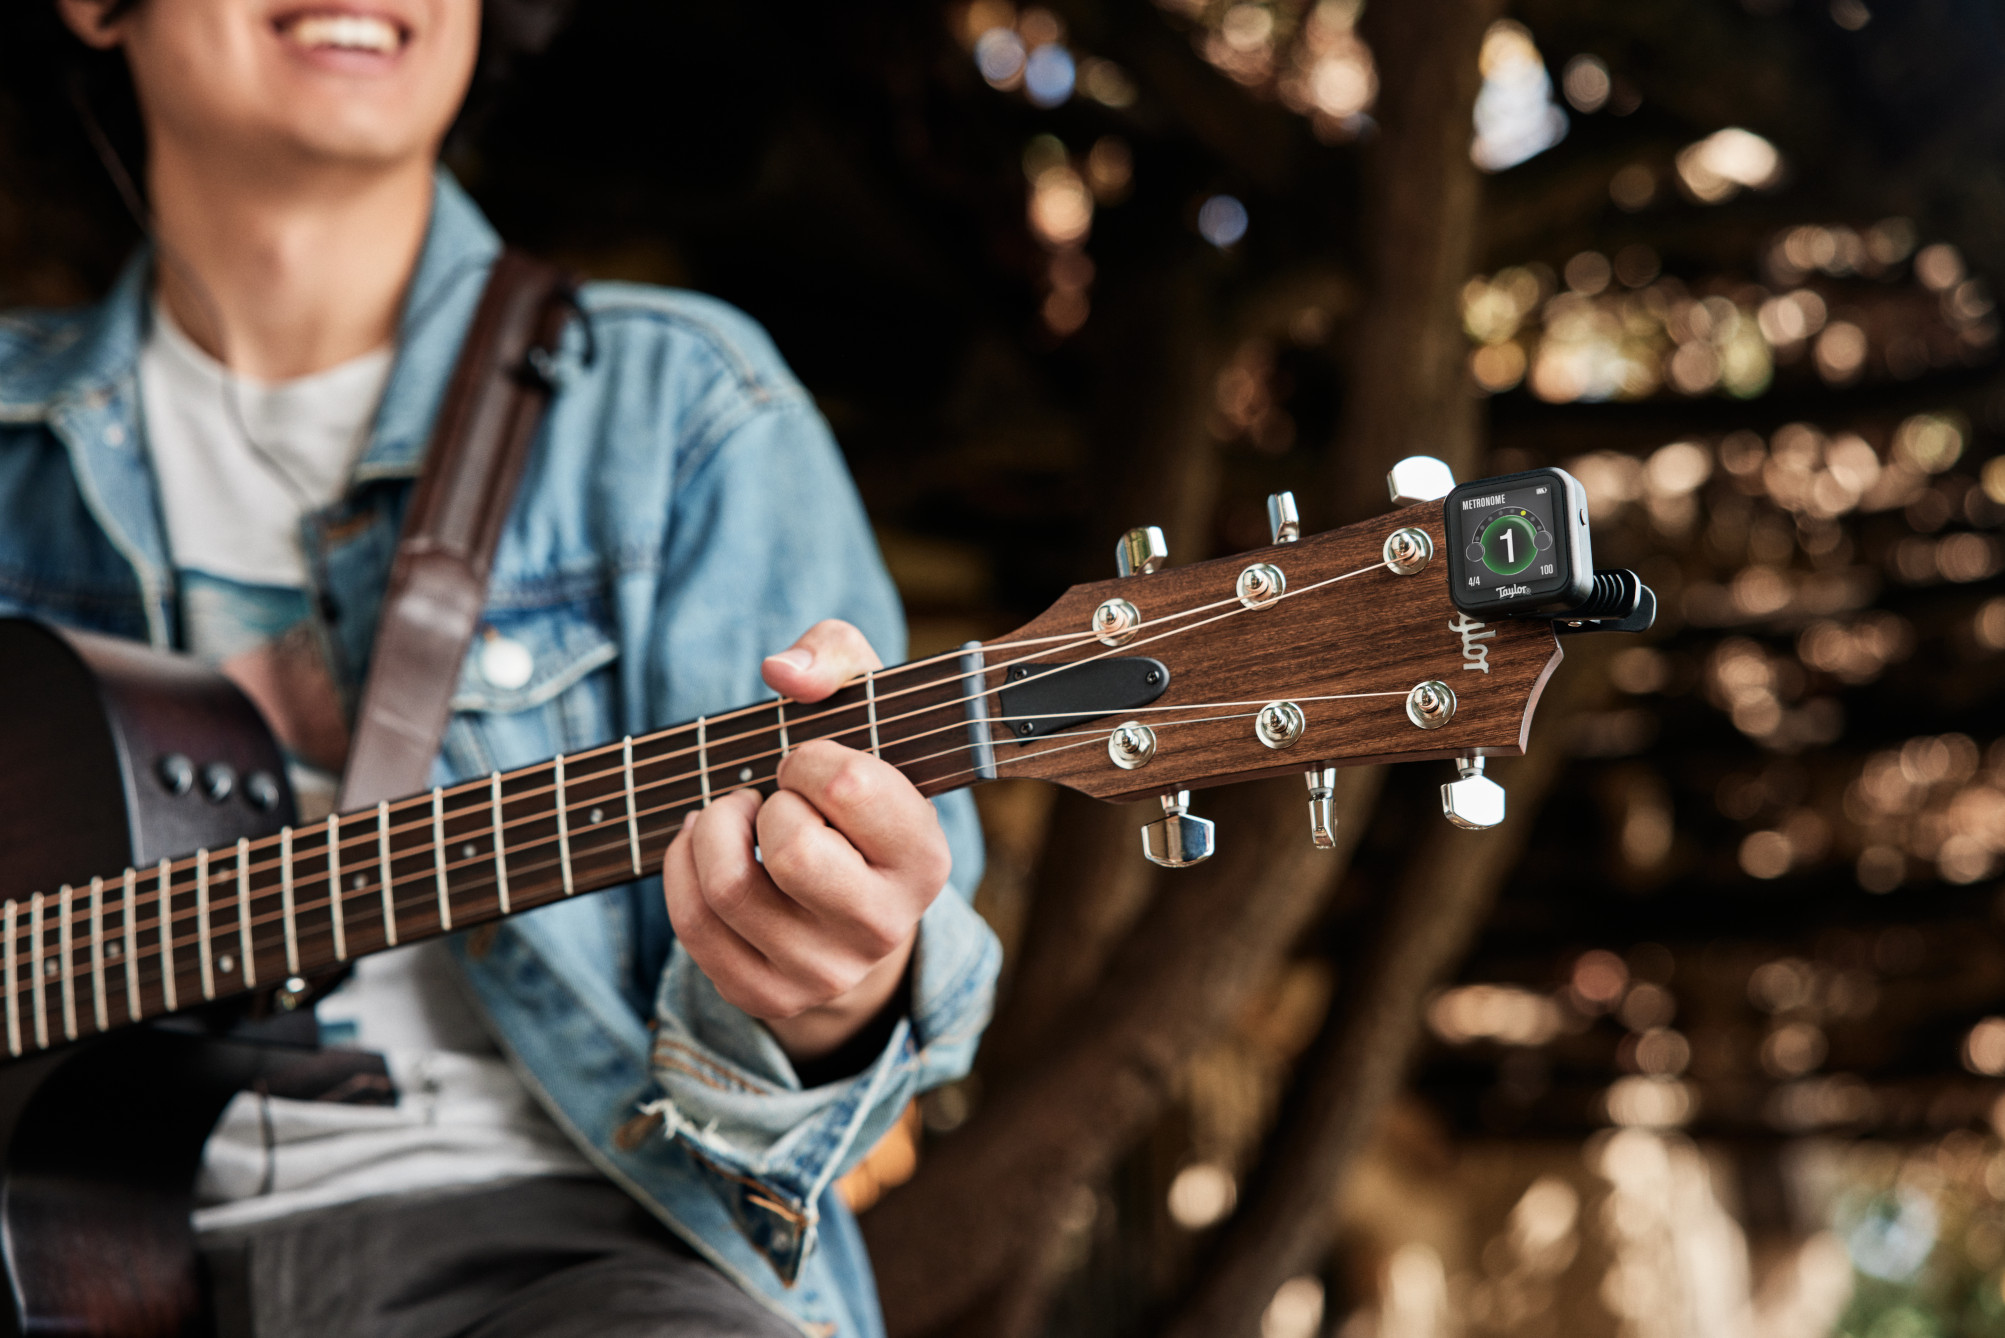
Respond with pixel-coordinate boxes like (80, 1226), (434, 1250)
(1472, 20), (1568, 171)
(1197, 194), (1249, 248)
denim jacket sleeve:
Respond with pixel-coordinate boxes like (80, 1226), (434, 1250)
(637, 384), (1001, 1280)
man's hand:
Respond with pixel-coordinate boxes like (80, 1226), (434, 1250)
(662, 620), (952, 1067)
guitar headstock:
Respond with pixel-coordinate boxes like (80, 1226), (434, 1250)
(969, 458), (1647, 864)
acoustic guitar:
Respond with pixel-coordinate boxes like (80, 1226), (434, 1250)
(0, 467), (1647, 1336)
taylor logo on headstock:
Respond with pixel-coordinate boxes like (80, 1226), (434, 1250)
(1448, 611), (1495, 674)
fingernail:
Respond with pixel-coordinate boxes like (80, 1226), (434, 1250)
(766, 648), (814, 672)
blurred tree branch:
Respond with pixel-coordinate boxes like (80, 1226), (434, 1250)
(1158, 640), (1615, 1338)
(864, 767), (1383, 1337)
(1332, 0), (1505, 517)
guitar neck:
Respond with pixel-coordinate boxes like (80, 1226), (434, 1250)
(1, 645), (1000, 1057)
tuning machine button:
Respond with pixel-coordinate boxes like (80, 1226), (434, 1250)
(1266, 491), (1301, 544)
(1142, 791), (1215, 868)
(1441, 755), (1506, 830)
(1305, 765), (1337, 849)
(1116, 527), (1168, 577)
(1386, 455), (1456, 507)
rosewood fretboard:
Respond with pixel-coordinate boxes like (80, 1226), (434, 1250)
(0, 647), (998, 1058)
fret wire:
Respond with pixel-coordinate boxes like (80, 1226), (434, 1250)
(697, 717), (712, 807)
(2, 900), (16, 1056)
(195, 849), (215, 1001)
(158, 860), (177, 1013)
(58, 884), (76, 1042)
(94, 659), (979, 921)
(555, 756), (574, 895)
(377, 800), (398, 947)
(777, 700), (789, 758)
(88, 876), (106, 1033)
(235, 838), (256, 989)
(29, 892), (46, 1050)
(328, 814), (347, 961)
(491, 774), (511, 916)
(32, 671), (1007, 979)
(622, 737), (641, 876)
(280, 827), (300, 977)
(432, 787), (453, 932)
(867, 670), (881, 757)
(121, 869), (139, 1023)
(54, 598), (1293, 942)
(24, 709), (959, 1001)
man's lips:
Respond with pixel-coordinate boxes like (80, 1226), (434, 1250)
(273, 9), (410, 57)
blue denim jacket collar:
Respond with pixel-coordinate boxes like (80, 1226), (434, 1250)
(0, 173), (502, 646)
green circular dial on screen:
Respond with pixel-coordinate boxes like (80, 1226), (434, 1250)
(1479, 512), (1540, 576)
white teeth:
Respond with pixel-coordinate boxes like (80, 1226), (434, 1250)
(287, 13), (401, 54)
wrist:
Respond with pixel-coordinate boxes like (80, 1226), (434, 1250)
(764, 933), (916, 1073)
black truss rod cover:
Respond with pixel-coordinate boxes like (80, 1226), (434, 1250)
(995, 657), (1171, 741)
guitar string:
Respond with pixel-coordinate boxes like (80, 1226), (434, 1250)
(4, 685), (1415, 1025)
(31, 688), (1409, 962)
(0, 704), (1275, 1025)
(5, 557), (1409, 1018)
(76, 555), (1399, 909)
(5, 554), (1403, 1004)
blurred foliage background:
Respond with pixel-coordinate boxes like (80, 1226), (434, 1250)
(8, 0), (2005, 1335)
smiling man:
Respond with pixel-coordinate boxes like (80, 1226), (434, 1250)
(0, 2), (1000, 1335)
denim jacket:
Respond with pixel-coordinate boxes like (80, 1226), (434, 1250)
(0, 175), (1000, 1338)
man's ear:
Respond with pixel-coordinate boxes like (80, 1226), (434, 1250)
(55, 0), (128, 50)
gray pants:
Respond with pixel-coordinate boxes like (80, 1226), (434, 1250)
(201, 1178), (800, 1338)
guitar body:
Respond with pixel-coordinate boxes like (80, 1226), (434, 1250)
(0, 621), (297, 1337)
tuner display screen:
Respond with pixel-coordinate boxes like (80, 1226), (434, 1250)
(1444, 468), (1594, 616)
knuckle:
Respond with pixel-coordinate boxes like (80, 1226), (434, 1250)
(824, 753), (876, 807)
(857, 912), (908, 960)
(704, 864), (757, 918)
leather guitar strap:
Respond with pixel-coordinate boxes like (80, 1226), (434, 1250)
(338, 248), (578, 810)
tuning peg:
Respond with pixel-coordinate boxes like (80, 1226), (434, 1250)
(1266, 492), (1301, 544)
(1386, 456), (1456, 507)
(1441, 756), (1506, 830)
(1305, 765), (1336, 848)
(1141, 790), (1215, 867)
(1116, 526), (1168, 577)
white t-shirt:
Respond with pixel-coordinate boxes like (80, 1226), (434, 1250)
(138, 302), (591, 1232)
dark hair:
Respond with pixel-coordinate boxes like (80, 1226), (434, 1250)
(0, 0), (580, 298)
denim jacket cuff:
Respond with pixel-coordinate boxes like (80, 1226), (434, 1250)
(646, 886), (1001, 1281)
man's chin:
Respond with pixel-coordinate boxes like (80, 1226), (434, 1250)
(259, 108), (446, 173)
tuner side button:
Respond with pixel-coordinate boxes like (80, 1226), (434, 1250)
(157, 754), (195, 797)
(1116, 527), (1168, 577)
(200, 763), (236, 804)
(1142, 791), (1215, 868)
